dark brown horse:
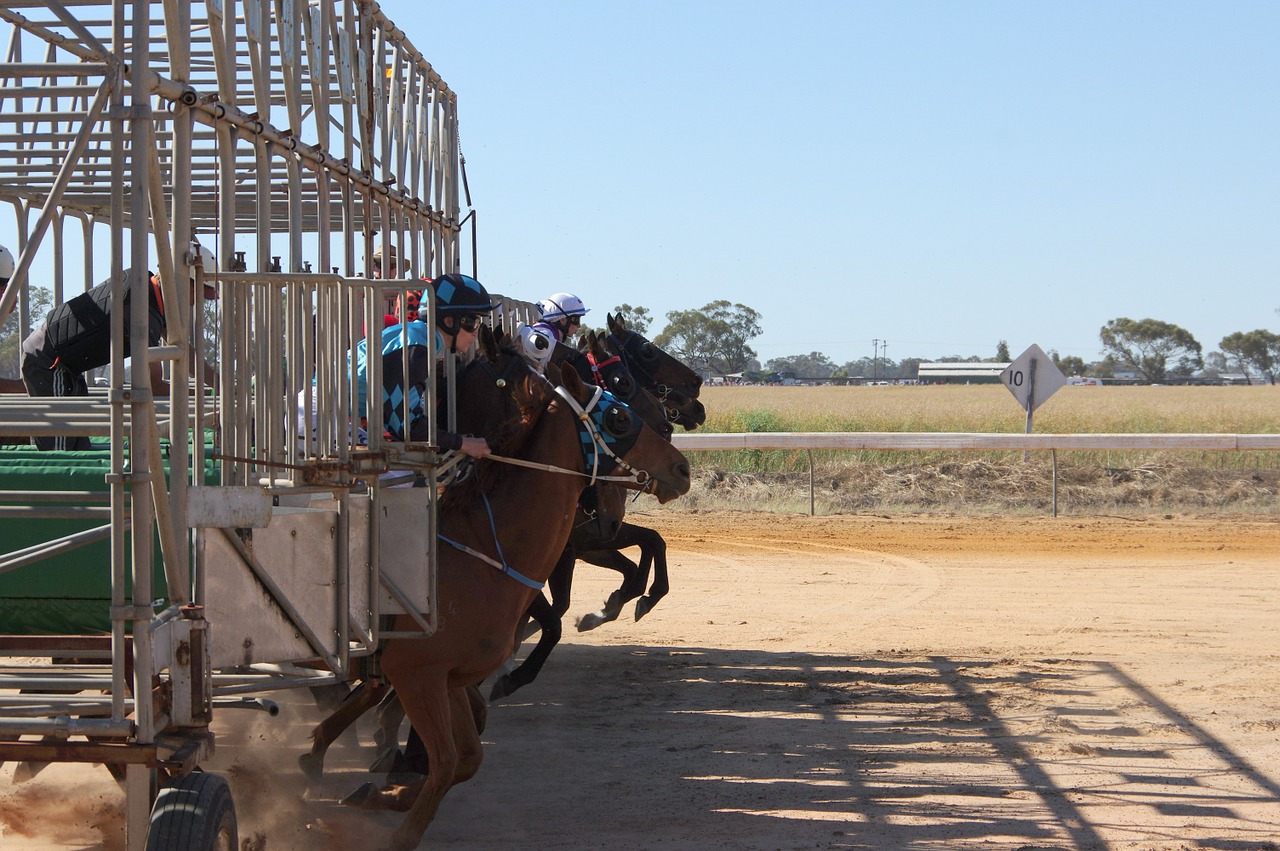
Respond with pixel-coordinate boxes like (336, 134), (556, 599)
(487, 331), (665, 700)
(344, 328), (690, 849)
(487, 322), (708, 700)
(605, 312), (706, 430)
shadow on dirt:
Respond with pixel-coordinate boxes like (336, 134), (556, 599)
(412, 645), (1280, 850)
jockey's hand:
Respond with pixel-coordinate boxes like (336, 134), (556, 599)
(458, 436), (491, 459)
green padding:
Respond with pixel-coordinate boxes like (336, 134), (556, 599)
(0, 447), (218, 635)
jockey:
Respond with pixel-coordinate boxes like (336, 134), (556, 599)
(359, 273), (498, 458)
(20, 247), (219, 449)
(518, 291), (589, 373)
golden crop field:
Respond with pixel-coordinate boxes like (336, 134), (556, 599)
(701, 383), (1279, 435)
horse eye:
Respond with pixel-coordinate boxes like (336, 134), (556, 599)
(610, 373), (635, 397)
(604, 406), (631, 436)
(639, 342), (659, 362)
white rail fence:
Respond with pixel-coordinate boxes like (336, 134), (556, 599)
(669, 432), (1280, 516)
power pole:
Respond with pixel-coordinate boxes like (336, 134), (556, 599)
(871, 338), (879, 381)
(881, 341), (888, 381)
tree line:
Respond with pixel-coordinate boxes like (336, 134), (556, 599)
(7, 290), (1278, 387)
(602, 302), (1280, 386)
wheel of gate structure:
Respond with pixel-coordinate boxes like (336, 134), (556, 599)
(145, 771), (238, 851)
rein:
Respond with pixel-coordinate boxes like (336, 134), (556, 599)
(484, 383), (651, 488)
(444, 357), (655, 591)
(437, 490), (544, 590)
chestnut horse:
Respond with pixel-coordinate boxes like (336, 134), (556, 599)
(346, 328), (690, 849)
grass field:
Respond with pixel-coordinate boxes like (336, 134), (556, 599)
(665, 384), (1280, 514)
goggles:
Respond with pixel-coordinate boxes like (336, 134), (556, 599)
(457, 313), (485, 333)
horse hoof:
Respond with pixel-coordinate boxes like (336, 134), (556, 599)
(576, 612), (606, 632)
(297, 752), (324, 783)
(340, 782), (378, 808)
(488, 677), (515, 701)
(635, 596), (657, 621)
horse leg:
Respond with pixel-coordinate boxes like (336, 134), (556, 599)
(351, 648), (476, 849)
(373, 688), (404, 752)
(383, 684), (482, 850)
(633, 527), (669, 620)
(465, 682), (488, 734)
(489, 593), (563, 700)
(395, 680), (488, 779)
(548, 544), (576, 618)
(298, 680), (386, 782)
(575, 547), (643, 631)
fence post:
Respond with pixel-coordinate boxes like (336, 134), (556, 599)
(806, 449), (815, 515)
(1052, 449), (1058, 518)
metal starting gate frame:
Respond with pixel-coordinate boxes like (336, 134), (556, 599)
(0, 2), (524, 847)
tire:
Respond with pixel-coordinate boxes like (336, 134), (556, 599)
(145, 771), (238, 851)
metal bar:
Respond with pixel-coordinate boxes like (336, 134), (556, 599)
(0, 522), (115, 577)
(0, 634), (120, 657)
(0, 505), (118, 518)
(0, 62), (111, 76)
(0, 78), (110, 324)
(0, 491), (111, 503)
(0, 718), (133, 738)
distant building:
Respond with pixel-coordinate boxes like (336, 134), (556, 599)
(917, 362), (1010, 385)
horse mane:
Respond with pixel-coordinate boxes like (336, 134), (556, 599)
(440, 330), (554, 510)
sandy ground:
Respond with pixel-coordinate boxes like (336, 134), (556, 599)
(3, 509), (1280, 850)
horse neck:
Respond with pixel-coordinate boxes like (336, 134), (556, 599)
(447, 395), (588, 585)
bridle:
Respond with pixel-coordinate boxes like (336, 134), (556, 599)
(440, 351), (661, 591)
(486, 382), (651, 489)
(606, 327), (699, 422)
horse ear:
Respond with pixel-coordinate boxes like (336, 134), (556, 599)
(607, 313), (621, 333)
(478, 323), (498, 360)
(559, 361), (588, 399)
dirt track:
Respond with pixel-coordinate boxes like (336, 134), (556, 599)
(4, 509), (1280, 850)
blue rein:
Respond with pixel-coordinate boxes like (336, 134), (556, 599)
(437, 490), (545, 590)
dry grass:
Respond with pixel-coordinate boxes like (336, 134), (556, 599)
(662, 384), (1280, 516)
(702, 383), (1279, 434)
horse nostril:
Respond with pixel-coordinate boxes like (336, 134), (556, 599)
(677, 463), (690, 479)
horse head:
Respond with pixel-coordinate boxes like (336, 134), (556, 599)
(453, 324), (554, 457)
(553, 363), (691, 505)
(605, 313), (706, 430)
(560, 331), (674, 440)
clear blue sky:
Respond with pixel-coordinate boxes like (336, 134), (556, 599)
(381, 0), (1279, 367)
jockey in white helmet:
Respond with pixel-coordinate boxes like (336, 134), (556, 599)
(518, 292), (589, 373)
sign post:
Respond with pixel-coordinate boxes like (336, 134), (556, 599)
(1000, 343), (1067, 459)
